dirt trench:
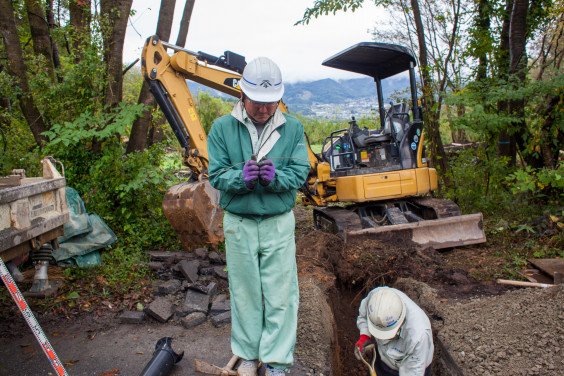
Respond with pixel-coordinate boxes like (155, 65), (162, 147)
(293, 217), (564, 376)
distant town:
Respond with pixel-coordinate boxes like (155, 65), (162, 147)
(187, 75), (410, 121)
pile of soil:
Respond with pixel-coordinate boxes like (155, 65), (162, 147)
(438, 285), (564, 376)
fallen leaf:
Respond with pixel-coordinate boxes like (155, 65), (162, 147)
(98, 370), (120, 376)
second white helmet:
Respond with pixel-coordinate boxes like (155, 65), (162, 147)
(366, 288), (406, 340)
(239, 57), (284, 102)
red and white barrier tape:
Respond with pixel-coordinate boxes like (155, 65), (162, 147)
(0, 258), (69, 376)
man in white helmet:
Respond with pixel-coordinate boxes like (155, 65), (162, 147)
(207, 57), (310, 376)
(355, 287), (434, 376)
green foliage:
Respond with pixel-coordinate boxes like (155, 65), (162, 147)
(25, 25), (107, 124)
(81, 143), (181, 249)
(43, 103), (144, 148)
(41, 101), (181, 252)
(446, 74), (564, 162)
(122, 66), (144, 104)
(293, 112), (349, 145)
(195, 91), (235, 134)
(505, 162), (564, 200)
(296, 0), (364, 25)
(443, 147), (514, 215)
(0, 117), (41, 177)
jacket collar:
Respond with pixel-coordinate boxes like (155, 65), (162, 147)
(231, 100), (286, 130)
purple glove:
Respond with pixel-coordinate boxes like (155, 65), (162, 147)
(243, 159), (259, 189)
(258, 159), (275, 186)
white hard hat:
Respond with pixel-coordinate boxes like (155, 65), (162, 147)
(239, 57), (284, 102)
(366, 288), (406, 340)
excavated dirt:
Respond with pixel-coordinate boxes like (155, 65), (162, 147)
(293, 205), (564, 376)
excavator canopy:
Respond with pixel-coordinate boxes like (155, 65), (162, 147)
(322, 42), (417, 79)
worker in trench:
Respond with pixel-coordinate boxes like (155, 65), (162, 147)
(207, 57), (310, 376)
(355, 287), (434, 376)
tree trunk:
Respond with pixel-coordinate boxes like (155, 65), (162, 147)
(69, 0), (92, 62)
(45, 0), (62, 75)
(496, 0), (512, 76)
(508, 0), (535, 166)
(0, 0), (49, 147)
(100, 0), (133, 107)
(24, 0), (56, 83)
(147, 117), (167, 147)
(126, 0), (177, 154)
(176, 0), (195, 47)
(496, 0), (514, 164)
(475, 0), (491, 81)
(89, 0), (133, 153)
(410, 0), (450, 184)
(537, 94), (560, 169)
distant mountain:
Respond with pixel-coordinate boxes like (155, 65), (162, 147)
(186, 75), (410, 119)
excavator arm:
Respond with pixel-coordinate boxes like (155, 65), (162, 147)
(141, 35), (245, 177)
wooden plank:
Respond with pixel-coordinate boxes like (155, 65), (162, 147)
(497, 279), (554, 288)
(527, 259), (564, 278)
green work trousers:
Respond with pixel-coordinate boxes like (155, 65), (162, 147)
(223, 210), (298, 370)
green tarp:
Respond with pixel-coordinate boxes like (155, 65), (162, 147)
(52, 188), (117, 267)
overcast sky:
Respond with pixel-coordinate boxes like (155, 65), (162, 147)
(124, 0), (386, 83)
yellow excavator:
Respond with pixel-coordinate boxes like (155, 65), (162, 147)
(141, 35), (486, 251)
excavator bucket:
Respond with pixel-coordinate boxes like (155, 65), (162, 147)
(345, 213), (486, 250)
(162, 180), (224, 250)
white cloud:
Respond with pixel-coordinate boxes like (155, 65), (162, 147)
(125, 0), (387, 83)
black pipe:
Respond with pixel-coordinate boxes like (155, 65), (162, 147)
(138, 337), (184, 376)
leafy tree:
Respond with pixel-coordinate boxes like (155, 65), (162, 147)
(0, 0), (136, 151)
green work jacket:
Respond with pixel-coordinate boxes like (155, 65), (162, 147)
(207, 107), (310, 218)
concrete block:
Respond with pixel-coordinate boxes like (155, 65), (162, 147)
(181, 312), (207, 329)
(214, 266), (228, 280)
(144, 297), (173, 323)
(180, 290), (210, 315)
(211, 298), (230, 314)
(156, 279), (182, 295)
(199, 267), (214, 276)
(210, 311), (231, 327)
(205, 281), (218, 296)
(119, 311), (145, 324)
(187, 281), (217, 296)
(208, 251), (224, 264)
(147, 251), (177, 263)
(194, 248), (208, 259)
(178, 259), (200, 283)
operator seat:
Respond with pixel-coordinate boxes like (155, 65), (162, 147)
(385, 102), (410, 142)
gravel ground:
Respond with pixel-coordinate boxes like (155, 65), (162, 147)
(438, 284), (564, 376)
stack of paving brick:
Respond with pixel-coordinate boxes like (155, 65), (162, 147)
(119, 248), (231, 328)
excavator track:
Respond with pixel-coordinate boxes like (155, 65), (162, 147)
(410, 197), (461, 219)
(313, 207), (363, 239)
